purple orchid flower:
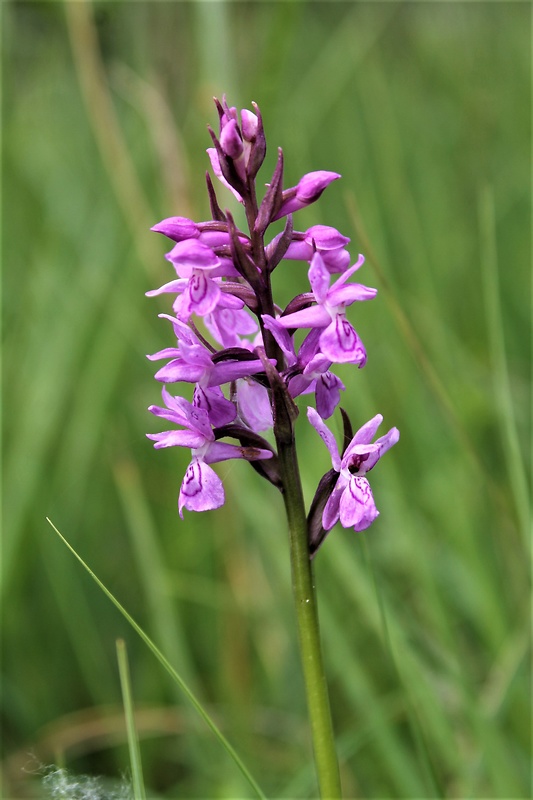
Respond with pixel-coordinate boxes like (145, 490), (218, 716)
(204, 305), (258, 349)
(307, 407), (399, 532)
(145, 239), (243, 322)
(264, 252), (376, 365)
(147, 314), (270, 427)
(267, 224), (351, 273)
(151, 216), (250, 251)
(273, 171), (341, 220)
(147, 389), (273, 516)
(262, 320), (344, 419)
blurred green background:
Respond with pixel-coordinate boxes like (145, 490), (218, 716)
(2, 2), (530, 798)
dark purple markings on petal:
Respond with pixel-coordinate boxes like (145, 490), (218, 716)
(339, 475), (378, 530)
(315, 372), (343, 419)
(319, 318), (367, 365)
(189, 273), (208, 304)
(337, 317), (358, 352)
(347, 452), (370, 473)
(182, 462), (203, 499)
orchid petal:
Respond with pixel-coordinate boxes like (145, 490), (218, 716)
(153, 360), (205, 384)
(179, 460), (225, 517)
(339, 476), (379, 531)
(182, 272), (221, 319)
(146, 279), (188, 297)
(319, 318), (367, 365)
(306, 407), (341, 471)
(236, 379), (273, 432)
(146, 430), (205, 449)
(315, 372), (344, 419)
(327, 283), (377, 306)
(277, 306), (330, 330)
(322, 480), (346, 530)
(207, 147), (243, 201)
(364, 427), (400, 472)
(146, 347), (181, 361)
(308, 252), (330, 304)
(151, 216), (199, 241)
(193, 386), (237, 427)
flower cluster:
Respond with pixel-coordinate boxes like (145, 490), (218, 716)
(147, 97), (398, 549)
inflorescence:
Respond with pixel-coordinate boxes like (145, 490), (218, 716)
(147, 97), (399, 555)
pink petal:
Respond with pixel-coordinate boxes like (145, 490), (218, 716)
(319, 318), (367, 365)
(146, 430), (205, 449)
(365, 427), (400, 472)
(179, 460), (225, 517)
(153, 359), (205, 384)
(146, 278), (188, 297)
(308, 252), (330, 304)
(306, 407), (341, 471)
(315, 372), (344, 420)
(236, 379), (273, 432)
(277, 306), (330, 330)
(339, 476), (379, 531)
(182, 272), (221, 318)
(322, 481), (346, 530)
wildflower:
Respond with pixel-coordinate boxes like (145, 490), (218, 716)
(262, 320), (344, 419)
(268, 224), (351, 273)
(147, 390), (272, 516)
(273, 171), (341, 219)
(264, 252), (376, 365)
(307, 407), (399, 531)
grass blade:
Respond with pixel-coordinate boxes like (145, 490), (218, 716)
(46, 517), (267, 800)
(116, 639), (146, 800)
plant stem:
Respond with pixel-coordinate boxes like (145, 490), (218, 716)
(278, 436), (342, 799)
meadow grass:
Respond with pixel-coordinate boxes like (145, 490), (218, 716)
(3, 2), (530, 798)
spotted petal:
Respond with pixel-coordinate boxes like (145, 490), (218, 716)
(179, 460), (225, 517)
(339, 475), (379, 531)
(319, 317), (367, 365)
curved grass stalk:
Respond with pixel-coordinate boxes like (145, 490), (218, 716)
(46, 518), (267, 800)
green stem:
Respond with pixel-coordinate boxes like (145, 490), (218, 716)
(278, 437), (342, 799)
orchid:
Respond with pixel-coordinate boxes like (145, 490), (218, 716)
(307, 407), (399, 532)
(273, 171), (342, 219)
(145, 96), (399, 797)
(147, 389), (272, 517)
(263, 251), (376, 365)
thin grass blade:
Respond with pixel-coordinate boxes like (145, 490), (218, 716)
(116, 639), (146, 800)
(46, 518), (267, 800)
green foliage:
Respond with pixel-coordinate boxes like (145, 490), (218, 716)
(3, 2), (529, 798)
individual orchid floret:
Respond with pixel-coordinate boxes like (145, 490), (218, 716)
(146, 239), (239, 321)
(262, 321), (344, 419)
(148, 334), (268, 390)
(151, 216), (250, 251)
(273, 171), (341, 220)
(307, 407), (399, 532)
(268, 225), (351, 273)
(207, 101), (266, 199)
(146, 277), (244, 324)
(204, 305), (259, 349)
(147, 390), (273, 516)
(263, 252), (376, 365)
(207, 147), (244, 202)
(234, 378), (274, 432)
